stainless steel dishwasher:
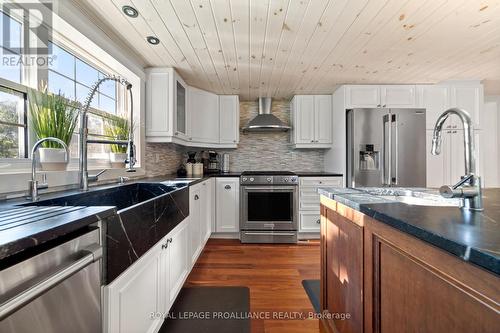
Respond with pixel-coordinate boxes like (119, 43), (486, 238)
(0, 228), (102, 332)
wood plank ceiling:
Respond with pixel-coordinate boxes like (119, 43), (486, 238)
(79, 0), (500, 100)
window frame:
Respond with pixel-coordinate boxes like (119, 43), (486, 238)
(0, 77), (28, 159)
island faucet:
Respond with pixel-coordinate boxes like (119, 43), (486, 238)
(79, 76), (136, 191)
(431, 108), (483, 211)
(28, 137), (69, 201)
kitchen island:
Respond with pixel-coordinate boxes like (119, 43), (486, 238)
(318, 187), (500, 333)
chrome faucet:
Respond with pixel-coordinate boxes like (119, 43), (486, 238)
(28, 137), (69, 201)
(431, 108), (483, 211)
(79, 76), (136, 191)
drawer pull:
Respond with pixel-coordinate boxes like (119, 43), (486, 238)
(316, 219), (321, 224)
(224, 185), (231, 190)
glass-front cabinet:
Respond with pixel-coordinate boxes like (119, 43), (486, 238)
(174, 73), (188, 139)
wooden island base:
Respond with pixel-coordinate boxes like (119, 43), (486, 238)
(320, 196), (500, 333)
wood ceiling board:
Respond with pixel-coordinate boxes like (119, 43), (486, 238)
(77, 0), (500, 97)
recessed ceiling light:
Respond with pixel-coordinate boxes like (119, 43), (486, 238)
(146, 36), (160, 45)
(122, 5), (138, 18)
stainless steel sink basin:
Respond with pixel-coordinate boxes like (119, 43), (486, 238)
(378, 195), (461, 207)
(359, 188), (462, 207)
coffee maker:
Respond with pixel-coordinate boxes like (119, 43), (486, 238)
(207, 151), (220, 173)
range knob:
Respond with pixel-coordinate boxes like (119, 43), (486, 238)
(242, 177), (248, 181)
(250, 177), (255, 182)
(284, 178), (289, 182)
(266, 177), (272, 182)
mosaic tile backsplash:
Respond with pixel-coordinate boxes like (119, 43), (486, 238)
(145, 99), (326, 175)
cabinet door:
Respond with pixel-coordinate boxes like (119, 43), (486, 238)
(345, 85), (380, 108)
(106, 243), (163, 333)
(189, 185), (202, 265)
(219, 95), (239, 144)
(314, 95), (332, 144)
(380, 85), (417, 108)
(426, 129), (451, 187)
(299, 211), (321, 232)
(215, 178), (240, 233)
(450, 85), (482, 129)
(174, 73), (188, 139)
(294, 96), (315, 144)
(419, 85), (449, 129)
(168, 221), (189, 305)
(200, 180), (213, 243)
(189, 87), (220, 143)
(146, 70), (171, 137)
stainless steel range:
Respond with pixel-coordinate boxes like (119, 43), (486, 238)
(240, 171), (298, 243)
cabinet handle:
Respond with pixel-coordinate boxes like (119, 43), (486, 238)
(316, 219), (321, 224)
(168, 238), (173, 243)
(382, 104), (386, 107)
(377, 104), (381, 107)
(310, 140), (314, 143)
(452, 125), (457, 129)
(224, 185), (231, 190)
(194, 194), (199, 200)
(162, 243), (168, 250)
(452, 130), (457, 133)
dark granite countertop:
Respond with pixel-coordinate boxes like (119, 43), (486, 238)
(318, 187), (500, 275)
(0, 205), (115, 262)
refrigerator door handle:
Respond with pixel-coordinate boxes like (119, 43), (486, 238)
(383, 114), (391, 186)
(392, 114), (398, 186)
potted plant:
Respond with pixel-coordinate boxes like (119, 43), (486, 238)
(28, 86), (78, 171)
(104, 115), (129, 168)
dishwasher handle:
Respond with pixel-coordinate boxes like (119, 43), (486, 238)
(0, 243), (102, 320)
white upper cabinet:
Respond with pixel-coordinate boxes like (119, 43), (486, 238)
(219, 95), (240, 145)
(145, 68), (173, 139)
(145, 68), (239, 148)
(345, 85), (380, 108)
(418, 85), (450, 129)
(345, 85), (416, 108)
(291, 95), (332, 148)
(380, 85), (417, 108)
(188, 86), (219, 144)
(174, 73), (188, 140)
(450, 84), (483, 129)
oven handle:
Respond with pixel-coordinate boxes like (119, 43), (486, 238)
(241, 186), (297, 191)
(0, 243), (102, 320)
(243, 232), (297, 236)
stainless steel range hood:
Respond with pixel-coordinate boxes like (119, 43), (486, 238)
(242, 97), (291, 132)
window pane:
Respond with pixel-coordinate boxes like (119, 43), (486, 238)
(49, 43), (75, 79)
(0, 11), (22, 51)
(48, 70), (75, 100)
(87, 113), (104, 136)
(0, 51), (21, 83)
(76, 59), (98, 87)
(0, 124), (23, 158)
(98, 72), (116, 99)
(0, 86), (24, 123)
(76, 83), (98, 108)
(99, 94), (116, 114)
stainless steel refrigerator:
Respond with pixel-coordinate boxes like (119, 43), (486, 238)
(347, 108), (426, 188)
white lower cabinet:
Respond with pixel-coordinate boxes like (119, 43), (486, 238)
(299, 176), (343, 235)
(189, 180), (213, 266)
(104, 219), (189, 333)
(215, 178), (239, 233)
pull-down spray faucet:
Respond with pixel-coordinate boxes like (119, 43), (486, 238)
(78, 75), (136, 191)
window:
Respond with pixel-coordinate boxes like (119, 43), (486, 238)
(0, 11), (26, 159)
(47, 42), (121, 159)
(0, 86), (27, 158)
(48, 42), (117, 113)
(0, 11), (22, 84)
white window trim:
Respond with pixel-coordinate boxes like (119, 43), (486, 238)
(0, 6), (144, 177)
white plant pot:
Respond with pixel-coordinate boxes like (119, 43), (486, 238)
(110, 152), (127, 168)
(38, 148), (69, 171)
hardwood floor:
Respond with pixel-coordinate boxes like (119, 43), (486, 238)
(185, 239), (321, 333)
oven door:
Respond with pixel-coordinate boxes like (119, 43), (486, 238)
(240, 186), (298, 231)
